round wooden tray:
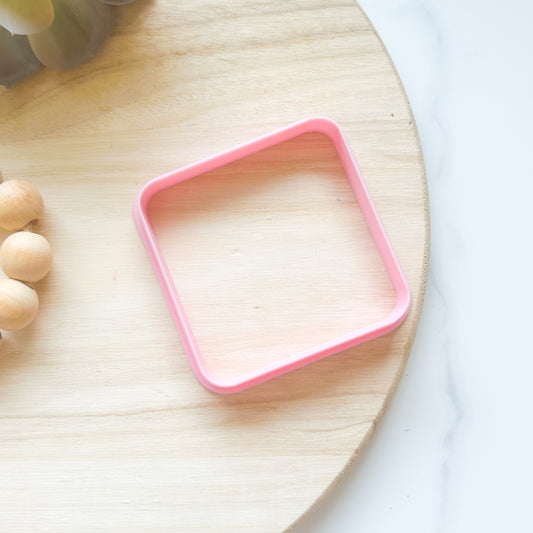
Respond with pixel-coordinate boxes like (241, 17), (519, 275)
(0, 1), (428, 531)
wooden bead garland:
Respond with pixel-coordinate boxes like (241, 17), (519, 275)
(0, 174), (52, 345)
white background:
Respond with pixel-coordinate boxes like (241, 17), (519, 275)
(294, 1), (533, 531)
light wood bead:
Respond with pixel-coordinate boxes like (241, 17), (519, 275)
(0, 278), (39, 331)
(0, 231), (53, 283)
(0, 180), (44, 231)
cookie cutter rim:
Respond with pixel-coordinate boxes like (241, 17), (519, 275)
(134, 117), (411, 394)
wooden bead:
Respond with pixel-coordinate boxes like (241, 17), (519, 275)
(0, 278), (39, 331)
(0, 231), (53, 282)
(0, 180), (44, 231)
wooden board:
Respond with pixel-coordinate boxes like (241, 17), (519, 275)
(0, 1), (429, 531)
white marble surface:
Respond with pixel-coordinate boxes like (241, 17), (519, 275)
(294, 1), (533, 531)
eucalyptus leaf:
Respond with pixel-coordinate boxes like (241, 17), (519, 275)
(0, 0), (54, 35)
(0, 26), (42, 87)
(29, 0), (112, 70)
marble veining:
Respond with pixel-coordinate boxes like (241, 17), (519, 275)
(431, 270), (464, 533)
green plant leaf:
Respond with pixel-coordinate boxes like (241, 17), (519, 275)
(0, 0), (54, 35)
(28, 0), (112, 70)
(0, 25), (42, 87)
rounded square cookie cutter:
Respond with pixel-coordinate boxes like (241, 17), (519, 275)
(134, 117), (411, 394)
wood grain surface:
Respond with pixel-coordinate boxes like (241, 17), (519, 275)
(0, 1), (429, 531)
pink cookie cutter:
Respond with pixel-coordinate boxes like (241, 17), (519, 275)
(134, 117), (411, 394)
